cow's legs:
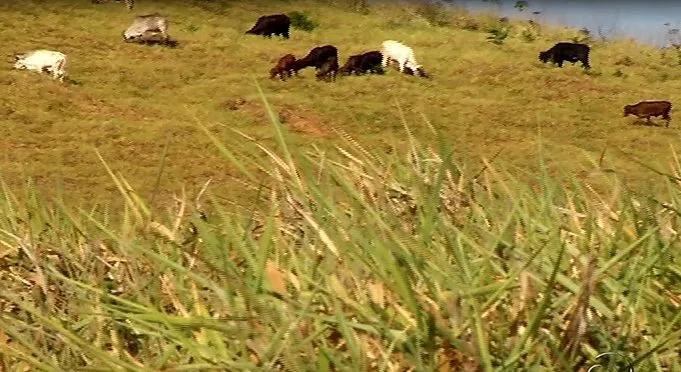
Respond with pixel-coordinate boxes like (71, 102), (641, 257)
(381, 55), (389, 68)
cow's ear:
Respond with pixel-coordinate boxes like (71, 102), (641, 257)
(13, 54), (21, 61)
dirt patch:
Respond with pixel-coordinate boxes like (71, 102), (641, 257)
(70, 95), (165, 122)
(224, 98), (328, 137)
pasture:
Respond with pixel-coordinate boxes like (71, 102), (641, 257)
(2, 1), (681, 370)
(2, 0), (681, 210)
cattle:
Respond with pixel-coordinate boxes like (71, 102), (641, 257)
(316, 56), (339, 82)
(270, 54), (298, 80)
(339, 51), (384, 76)
(380, 40), (430, 78)
(132, 30), (178, 47)
(13, 50), (68, 82)
(291, 45), (339, 75)
(245, 14), (291, 39)
(623, 100), (672, 126)
(123, 13), (169, 42)
(539, 42), (591, 69)
(92, 0), (134, 10)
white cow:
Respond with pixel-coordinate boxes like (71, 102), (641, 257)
(380, 40), (430, 78)
(13, 50), (68, 82)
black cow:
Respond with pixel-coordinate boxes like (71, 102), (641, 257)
(339, 51), (384, 76)
(245, 14), (291, 39)
(624, 100), (672, 126)
(539, 42), (591, 69)
(292, 45), (339, 74)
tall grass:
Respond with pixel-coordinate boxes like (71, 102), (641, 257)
(1, 86), (681, 371)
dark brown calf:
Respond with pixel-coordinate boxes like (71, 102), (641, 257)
(270, 53), (297, 80)
(623, 100), (672, 126)
(339, 51), (384, 76)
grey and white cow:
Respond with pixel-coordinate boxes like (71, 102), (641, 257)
(123, 13), (169, 42)
(92, 0), (134, 10)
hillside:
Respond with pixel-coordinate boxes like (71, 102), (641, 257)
(2, 1), (681, 370)
(2, 0), (681, 211)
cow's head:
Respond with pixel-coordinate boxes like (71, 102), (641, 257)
(538, 50), (550, 63)
(405, 65), (430, 79)
(415, 67), (431, 79)
(13, 55), (26, 70)
(623, 105), (633, 117)
(123, 26), (146, 42)
(269, 66), (280, 79)
(338, 56), (359, 76)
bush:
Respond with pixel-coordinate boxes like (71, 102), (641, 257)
(614, 56), (634, 66)
(347, 0), (370, 14)
(288, 11), (318, 32)
(415, 0), (451, 27)
(571, 27), (592, 44)
(453, 14), (481, 31)
(521, 28), (537, 42)
(487, 20), (510, 45)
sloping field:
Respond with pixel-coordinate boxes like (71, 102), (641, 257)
(1, 0), (680, 207)
(2, 2), (681, 370)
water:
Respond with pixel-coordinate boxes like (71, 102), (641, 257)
(457, 0), (681, 47)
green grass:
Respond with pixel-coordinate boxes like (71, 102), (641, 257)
(2, 0), (681, 370)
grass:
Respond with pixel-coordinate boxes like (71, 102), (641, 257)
(1, 0), (681, 370)
(2, 85), (681, 370)
(2, 0), (681, 210)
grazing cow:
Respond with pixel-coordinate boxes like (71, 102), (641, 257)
(92, 0), (134, 10)
(380, 40), (430, 78)
(123, 13), (169, 42)
(270, 54), (298, 80)
(245, 14), (291, 39)
(339, 51), (384, 76)
(13, 50), (67, 82)
(133, 30), (178, 47)
(623, 100), (672, 126)
(539, 42), (591, 69)
(316, 56), (339, 82)
(292, 45), (339, 74)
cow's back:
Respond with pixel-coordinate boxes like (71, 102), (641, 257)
(554, 42), (589, 54)
(23, 50), (65, 64)
(129, 14), (167, 31)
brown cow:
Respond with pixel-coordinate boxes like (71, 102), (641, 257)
(291, 45), (338, 74)
(623, 100), (672, 126)
(270, 53), (297, 80)
(316, 55), (338, 82)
